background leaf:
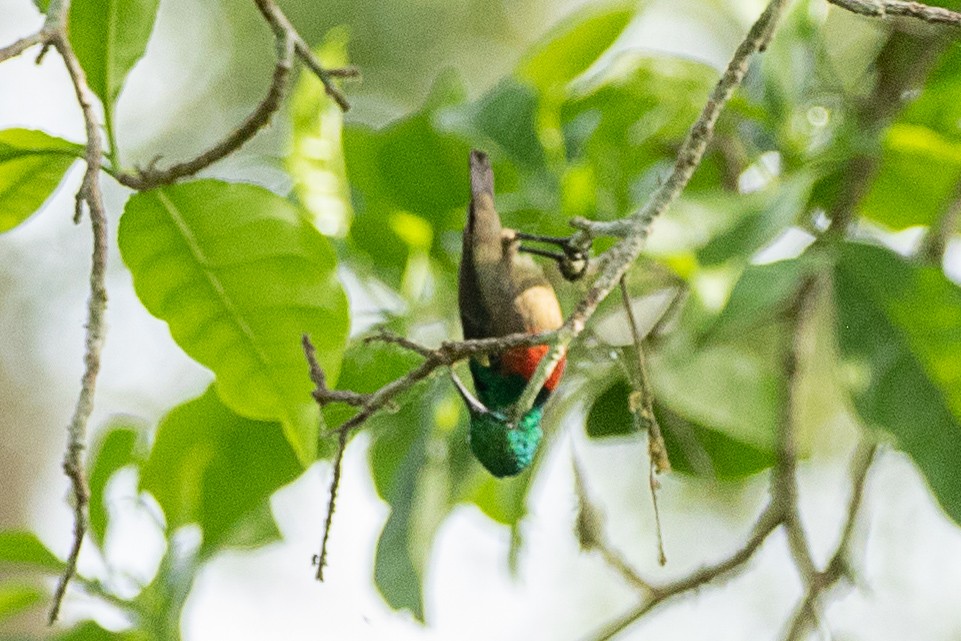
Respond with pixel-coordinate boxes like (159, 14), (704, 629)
(87, 420), (144, 547)
(0, 128), (82, 233)
(518, 4), (635, 91)
(119, 179), (350, 465)
(836, 242), (961, 524)
(69, 0), (160, 107)
(0, 582), (44, 621)
(140, 387), (301, 555)
(0, 531), (64, 572)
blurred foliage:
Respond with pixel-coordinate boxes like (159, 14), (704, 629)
(2, 0), (961, 637)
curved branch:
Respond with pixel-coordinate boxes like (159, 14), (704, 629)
(116, 34), (295, 190)
(828, 0), (961, 27)
(115, 0), (355, 190)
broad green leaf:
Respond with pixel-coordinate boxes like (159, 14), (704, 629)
(705, 254), (824, 341)
(836, 242), (961, 524)
(657, 402), (774, 479)
(69, 0), (159, 107)
(119, 180), (349, 465)
(0, 531), (64, 572)
(0, 583), (43, 621)
(650, 324), (782, 452)
(369, 388), (432, 620)
(288, 28), (353, 237)
(585, 378), (773, 479)
(519, 4), (635, 91)
(0, 129), (82, 233)
(370, 380), (462, 621)
(697, 174), (815, 266)
(88, 421), (144, 547)
(140, 387), (300, 555)
(217, 500), (283, 551)
(860, 124), (961, 229)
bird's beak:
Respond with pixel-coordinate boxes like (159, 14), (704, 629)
(450, 370), (489, 416)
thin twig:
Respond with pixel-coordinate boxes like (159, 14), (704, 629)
(511, 0), (793, 421)
(315, 427), (348, 580)
(115, 0), (355, 190)
(828, 0), (961, 26)
(774, 279), (819, 584)
(46, 26), (110, 625)
(252, 0), (353, 111)
(587, 503), (784, 641)
(783, 441), (878, 641)
(0, 31), (44, 63)
(619, 277), (669, 565)
(573, 457), (654, 594)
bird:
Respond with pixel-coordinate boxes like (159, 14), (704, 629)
(454, 149), (566, 477)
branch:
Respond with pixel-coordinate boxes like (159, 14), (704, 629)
(921, 178), (961, 263)
(828, 0), (961, 27)
(44, 27), (110, 628)
(511, 0), (792, 420)
(783, 441), (877, 641)
(573, 457), (654, 594)
(773, 279), (819, 584)
(0, 31), (44, 64)
(587, 503), (784, 641)
(303, 328), (558, 578)
(252, 0), (353, 111)
(115, 0), (354, 190)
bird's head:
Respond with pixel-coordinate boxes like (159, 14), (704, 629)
(451, 372), (543, 478)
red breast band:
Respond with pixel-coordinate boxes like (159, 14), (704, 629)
(501, 345), (566, 391)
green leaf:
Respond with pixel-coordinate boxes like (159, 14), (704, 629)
(698, 174), (815, 266)
(584, 378), (774, 479)
(836, 242), (961, 524)
(446, 78), (547, 171)
(560, 54), (720, 221)
(519, 4), (635, 91)
(344, 73), (473, 288)
(88, 421), (144, 548)
(0, 582), (44, 621)
(586, 378), (635, 439)
(0, 531), (64, 572)
(288, 28), (353, 237)
(0, 129), (82, 233)
(860, 124), (961, 229)
(119, 180), (349, 465)
(140, 387), (301, 555)
(369, 380), (460, 621)
(69, 0), (159, 107)
(650, 324), (782, 453)
(898, 45), (961, 145)
(705, 254), (825, 341)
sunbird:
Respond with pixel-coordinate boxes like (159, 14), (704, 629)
(454, 150), (567, 477)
